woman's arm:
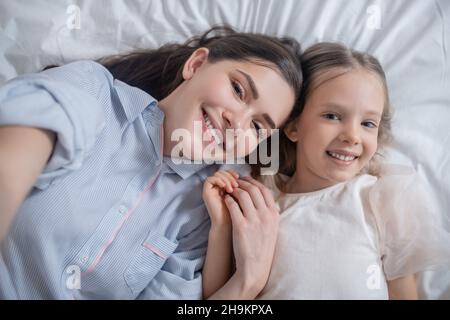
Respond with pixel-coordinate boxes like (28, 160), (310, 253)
(202, 171), (238, 299)
(209, 176), (280, 300)
(387, 274), (418, 300)
(0, 126), (55, 241)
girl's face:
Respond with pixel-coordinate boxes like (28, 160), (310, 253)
(286, 68), (384, 190)
(159, 48), (295, 161)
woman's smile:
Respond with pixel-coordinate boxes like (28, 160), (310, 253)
(201, 109), (223, 147)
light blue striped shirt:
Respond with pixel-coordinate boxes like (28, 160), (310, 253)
(0, 60), (220, 299)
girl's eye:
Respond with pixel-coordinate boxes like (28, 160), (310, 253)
(231, 80), (244, 100)
(323, 113), (340, 120)
(362, 121), (378, 129)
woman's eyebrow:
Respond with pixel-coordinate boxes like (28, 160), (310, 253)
(262, 113), (276, 129)
(235, 69), (274, 129)
(236, 69), (259, 99)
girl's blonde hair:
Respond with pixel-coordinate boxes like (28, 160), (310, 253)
(251, 42), (392, 179)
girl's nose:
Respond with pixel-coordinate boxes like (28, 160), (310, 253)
(339, 124), (361, 145)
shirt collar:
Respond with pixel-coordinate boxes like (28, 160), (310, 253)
(114, 79), (161, 123)
(164, 157), (218, 180)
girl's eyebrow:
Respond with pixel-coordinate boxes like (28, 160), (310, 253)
(321, 102), (347, 112)
(322, 102), (382, 118)
(236, 69), (259, 99)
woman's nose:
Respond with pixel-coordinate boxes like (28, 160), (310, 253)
(222, 110), (246, 130)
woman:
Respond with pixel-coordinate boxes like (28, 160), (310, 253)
(0, 26), (302, 299)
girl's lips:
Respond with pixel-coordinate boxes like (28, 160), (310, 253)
(327, 149), (360, 157)
(326, 151), (358, 166)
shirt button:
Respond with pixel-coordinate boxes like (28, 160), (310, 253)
(80, 256), (88, 264)
(118, 205), (127, 214)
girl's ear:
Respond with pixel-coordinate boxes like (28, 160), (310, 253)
(182, 48), (210, 80)
(284, 120), (300, 143)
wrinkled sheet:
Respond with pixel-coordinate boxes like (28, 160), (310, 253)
(0, 0), (449, 299)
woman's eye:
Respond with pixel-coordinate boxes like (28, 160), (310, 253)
(231, 80), (244, 100)
(323, 113), (340, 120)
(252, 121), (262, 137)
(362, 121), (377, 129)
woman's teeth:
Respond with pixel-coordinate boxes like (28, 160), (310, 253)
(204, 113), (222, 145)
(327, 151), (357, 161)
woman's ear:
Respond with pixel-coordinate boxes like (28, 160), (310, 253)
(182, 48), (209, 80)
(284, 120), (300, 143)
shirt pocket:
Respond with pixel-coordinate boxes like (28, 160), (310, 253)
(124, 231), (178, 295)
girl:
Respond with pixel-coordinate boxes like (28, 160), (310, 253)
(0, 26), (303, 299)
(202, 42), (450, 299)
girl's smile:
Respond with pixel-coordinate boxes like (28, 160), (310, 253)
(325, 150), (360, 166)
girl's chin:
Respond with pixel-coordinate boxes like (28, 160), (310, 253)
(328, 171), (358, 183)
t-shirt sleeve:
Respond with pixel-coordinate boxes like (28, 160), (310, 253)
(0, 61), (110, 189)
(368, 165), (450, 280)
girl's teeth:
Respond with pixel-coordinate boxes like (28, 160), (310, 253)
(329, 152), (356, 161)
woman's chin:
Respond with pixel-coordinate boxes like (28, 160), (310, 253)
(170, 141), (239, 163)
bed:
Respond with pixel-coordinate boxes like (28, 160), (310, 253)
(1, 0), (449, 299)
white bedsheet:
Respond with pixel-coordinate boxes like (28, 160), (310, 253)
(0, 0), (449, 299)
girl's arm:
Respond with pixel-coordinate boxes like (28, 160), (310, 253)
(0, 126), (55, 241)
(202, 225), (233, 299)
(202, 171), (239, 299)
(387, 274), (418, 300)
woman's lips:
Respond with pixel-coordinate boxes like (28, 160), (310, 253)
(201, 110), (225, 149)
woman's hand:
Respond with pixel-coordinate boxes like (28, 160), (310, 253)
(202, 170), (239, 227)
(224, 176), (280, 298)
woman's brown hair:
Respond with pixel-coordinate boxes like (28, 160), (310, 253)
(45, 25), (303, 171)
(98, 25), (303, 102)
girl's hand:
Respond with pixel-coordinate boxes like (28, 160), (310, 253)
(203, 170), (239, 227)
(223, 176), (280, 297)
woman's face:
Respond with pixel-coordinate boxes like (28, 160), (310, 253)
(159, 48), (295, 162)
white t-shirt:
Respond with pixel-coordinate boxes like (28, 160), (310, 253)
(258, 164), (450, 300)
